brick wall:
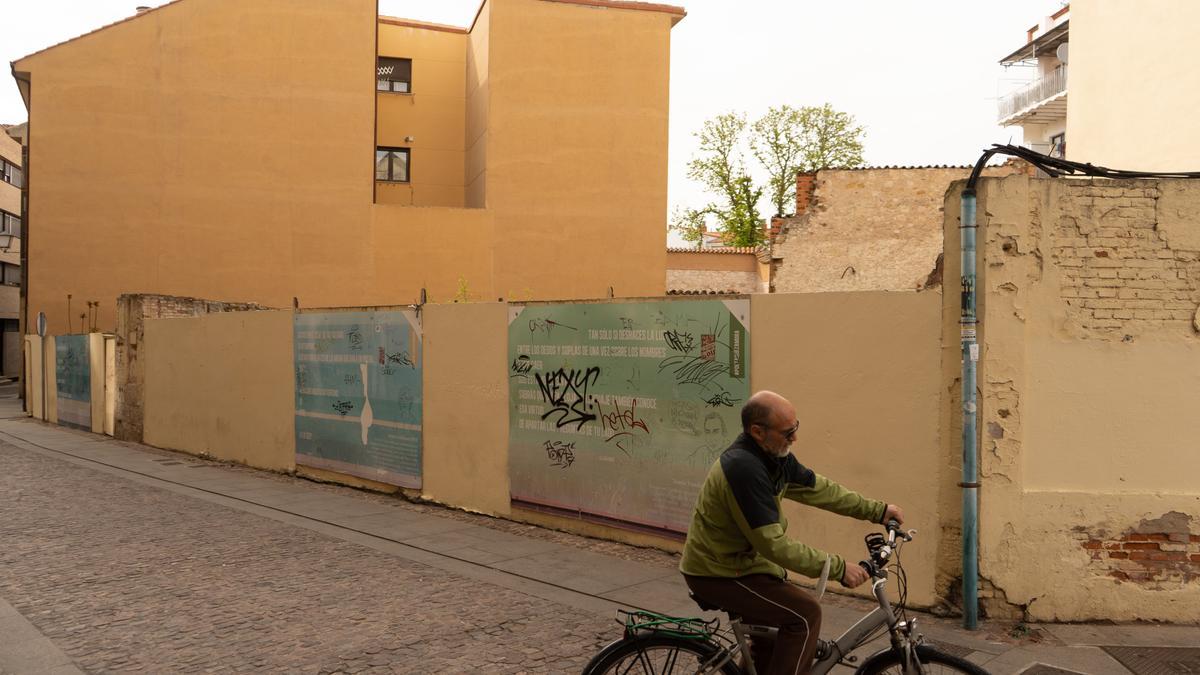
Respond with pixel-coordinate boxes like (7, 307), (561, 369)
(1078, 512), (1200, 588)
(115, 294), (270, 442)
(1053, 182), (1200, 335)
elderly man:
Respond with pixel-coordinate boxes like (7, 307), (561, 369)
(680, 390), (903, 675)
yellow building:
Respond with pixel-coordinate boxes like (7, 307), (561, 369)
(9, 0), (684, 335)
(0, 126), (22, 375)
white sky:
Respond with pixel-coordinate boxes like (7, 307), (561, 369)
(2, 0), (1061, 237)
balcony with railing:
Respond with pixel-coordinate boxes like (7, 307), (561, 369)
(998, 66), (1067, 125)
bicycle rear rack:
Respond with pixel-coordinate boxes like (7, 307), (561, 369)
(617, 609), (721, 641)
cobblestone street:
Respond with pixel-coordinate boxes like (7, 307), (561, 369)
(0, 438), (615, 674)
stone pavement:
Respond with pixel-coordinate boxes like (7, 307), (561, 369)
(0, 393), (1196, 673)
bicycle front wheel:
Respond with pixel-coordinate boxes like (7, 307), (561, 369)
(583, 634), (742, 675)
(855, 644), (988, 675)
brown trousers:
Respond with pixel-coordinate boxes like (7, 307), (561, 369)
(684, 574), (821, 675)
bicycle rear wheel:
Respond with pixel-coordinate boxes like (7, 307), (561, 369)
(583, 634), (742, 675)
(855, 644), (988, 674)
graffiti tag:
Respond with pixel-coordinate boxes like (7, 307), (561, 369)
(332, 400), (355, 416)
(535, 367), (601, 430)
(544, 440), (576, 469)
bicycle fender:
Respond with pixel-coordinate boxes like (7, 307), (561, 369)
(854, 644), (960, 675)
(580, 637), (631, 675)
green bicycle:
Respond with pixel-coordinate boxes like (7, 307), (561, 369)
(582, 522), (988, 674)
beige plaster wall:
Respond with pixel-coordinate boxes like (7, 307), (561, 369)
(14, 0), (676, 334)
(465, 2), (490, 209)
(421, 301), (511, 514)
(1068, 1), (1200, 171)
(956, 175), (1200, 622)
(772, 166), (1019, 293)
(143, 310), (295, 472)
(486, 0), (672, 300)
(750, 292), (944, 607)
(14, 0), (377, 336)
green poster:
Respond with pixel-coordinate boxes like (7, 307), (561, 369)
(294, 310), (422, 488)
(508, 299), (750, 533)
(55, 334), (91, 430)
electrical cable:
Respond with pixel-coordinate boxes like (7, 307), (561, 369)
(968, 143), (1200, 191)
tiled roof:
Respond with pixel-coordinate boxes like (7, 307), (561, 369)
(667, 246), (759, 254)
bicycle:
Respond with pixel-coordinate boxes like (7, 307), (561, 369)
(582, 521), (988, 674)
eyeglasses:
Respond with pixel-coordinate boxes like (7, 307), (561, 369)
(759, 421), (799, 440)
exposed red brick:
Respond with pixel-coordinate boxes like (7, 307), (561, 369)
(1109, 570), (1129, 581)
(1122, 542), (1161, 551)
(1082, 540), (1102, 549)
(1128, 551), (1150, 560)
(1107, 551), (1129, 559)
(1190, 535), (1200, 543)
(1124, 533), (1169, 542)
(1189, 554), (1200, 563)
(1147, 551), (1187, 562)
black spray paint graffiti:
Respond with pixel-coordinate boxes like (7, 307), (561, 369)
(529, 318), (578, 335)
(704, 391), (739, 407)
(346, 326), (364, 351)
(511, 355), (533, 379)
(664, 330), (695, 353)
(535, 367), (601, 430)
(332, 400), (355, 416)
(544, 440), (576, 468)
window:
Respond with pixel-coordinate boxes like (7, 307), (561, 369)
(377, 57), (412, 93)
(375, 147), (410, 182)
(1, 263), (19, 286)
(1050, 132), (1066, 159)
(0, 210), (20, 237)
(0, 158), (20, 188)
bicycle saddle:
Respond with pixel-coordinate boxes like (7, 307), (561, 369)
(688, 591), (740, 619)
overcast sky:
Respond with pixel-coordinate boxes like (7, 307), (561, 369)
(2, 0), (1061, 236)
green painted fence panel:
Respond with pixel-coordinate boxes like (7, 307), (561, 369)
(294, 310), (422, 488)
(508, 299), (750, 534)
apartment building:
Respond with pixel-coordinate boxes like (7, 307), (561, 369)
(10, 0), (683, 335)
(998, 1), (1200, 171)
(0, 126), (22, 375)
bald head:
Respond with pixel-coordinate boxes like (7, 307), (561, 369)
(742, 391), (798, 457)
(741, 390), (791, 432)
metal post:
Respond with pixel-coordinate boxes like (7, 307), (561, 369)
(960, 188), (980, 630)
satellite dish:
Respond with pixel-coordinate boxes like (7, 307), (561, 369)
(1056, 43), (1069, 64)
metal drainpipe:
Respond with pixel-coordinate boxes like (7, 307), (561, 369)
(959, 185), (980, 630)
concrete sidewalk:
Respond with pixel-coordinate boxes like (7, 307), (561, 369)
(0, 407), (1196, 674)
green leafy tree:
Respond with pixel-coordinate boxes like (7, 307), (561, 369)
(750, 104), (866, 217)
(672, 104), (864, 244)
(795, 103), (865, 173)
(671, 113), (766, 247)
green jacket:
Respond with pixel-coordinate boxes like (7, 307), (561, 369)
(680, 433), (886, 583)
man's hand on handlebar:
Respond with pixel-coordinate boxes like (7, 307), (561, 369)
(883, 504), (905, 526)
(840, 562), (870, 588)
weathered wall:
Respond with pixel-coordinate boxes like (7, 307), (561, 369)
(127, 289), (947, 606)
(1068, 1), (1200, 171)
(750, 292), (945, 607)
(115, 294), (269, 443)
(956, 175), (1200, 622)
(666, 249), (762, 293)
(376, 20), (468, 208)
(143, 310), (295, 472)
(772, 166), (1019, 294)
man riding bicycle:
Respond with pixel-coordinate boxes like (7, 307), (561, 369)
(680, 390), (904, 675)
